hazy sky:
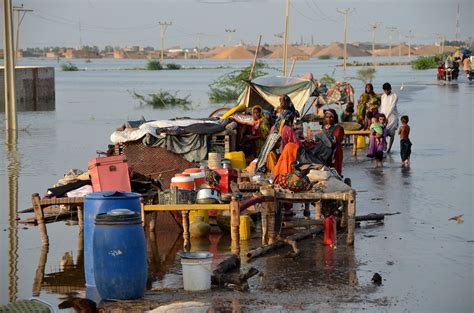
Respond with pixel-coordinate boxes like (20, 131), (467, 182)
(3, 0), (473, 49)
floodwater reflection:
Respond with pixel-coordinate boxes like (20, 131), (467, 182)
(7, 130), (20, 303)
(262, 239), (358, 290)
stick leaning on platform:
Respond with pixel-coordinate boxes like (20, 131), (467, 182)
(246, 226), (323, 260)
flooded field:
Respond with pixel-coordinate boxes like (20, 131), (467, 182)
(0, 57), (472, 312)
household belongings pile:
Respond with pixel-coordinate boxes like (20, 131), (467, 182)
(244, 162), (351, 194)
(110, 118), (231, 163)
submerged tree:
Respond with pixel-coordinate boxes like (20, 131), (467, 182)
(353, 67), (376, 85)
(208, 60), (270, 103)
(131, 90), (192, 110)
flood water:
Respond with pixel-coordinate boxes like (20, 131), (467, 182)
(0, 57), (472, 311)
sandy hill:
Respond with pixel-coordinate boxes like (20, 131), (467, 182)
(315, 42), (370, 57)
(201, 46), (227, 58)
(298, 45), (326, 57)
(265, 45), (309, 60)
(413, 45), (458, 56)
(211, 46), (255, 59)
(372, 44), (414, 56)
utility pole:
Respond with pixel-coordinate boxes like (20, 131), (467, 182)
(225, 29), (236, 47)
(370, 22), (381, 66)
(196, 33), (203, 60)
(3, 0), (17, 131)
(336, 8), (354, 72)
(13, 4), (32, 65)
(436, 33), (445, 54)
(386, 26), (397, 60)
(406, 30), (414, 58)
(159, 21), (172, 64)
(397, 29), (402, 64)
(283, 0), (290, 76)
(455, 3), (460, 41)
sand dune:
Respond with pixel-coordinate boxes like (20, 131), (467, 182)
(315, 42), (370, 57)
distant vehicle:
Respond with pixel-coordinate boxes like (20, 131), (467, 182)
(437, 57), (459, 81)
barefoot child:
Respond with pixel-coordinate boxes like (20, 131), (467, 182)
(373, 124), (386, 168)
(368, 114), (387, 167)
(398, 115), (412, 166)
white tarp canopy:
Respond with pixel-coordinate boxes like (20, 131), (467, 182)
(239, 75), (315, 114)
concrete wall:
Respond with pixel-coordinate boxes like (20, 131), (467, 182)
(0, 66), (55, 112)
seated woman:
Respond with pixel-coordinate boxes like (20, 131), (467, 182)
(234, 105), (269, 159)
(300, 109), (345, 176)
(255, 95), (300, 174)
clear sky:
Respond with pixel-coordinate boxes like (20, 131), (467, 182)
(3, 0), (473, 49)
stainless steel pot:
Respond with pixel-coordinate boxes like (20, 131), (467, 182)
(196, 188), (221, 204)
(221, 159), (231, 169)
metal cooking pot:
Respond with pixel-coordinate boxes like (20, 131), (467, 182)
(221, 159), (231, 169)
(196, 188), (221, 204)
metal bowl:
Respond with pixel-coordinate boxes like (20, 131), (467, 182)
(196, 188), (221, 204)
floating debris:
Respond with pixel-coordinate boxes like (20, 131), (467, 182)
(448, 214), (464, 224)
(372, 273), (382, 285)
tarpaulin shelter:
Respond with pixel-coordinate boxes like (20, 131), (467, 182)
(222, 75), (316, 118)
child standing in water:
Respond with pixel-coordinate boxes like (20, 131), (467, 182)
(398, 115), (412, 167)
(367, 114), (387, 168)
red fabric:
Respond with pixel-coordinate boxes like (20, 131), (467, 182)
(280, 125), (301, 152)
(272, 143), (299, 184)
(332, 125), (344, 176)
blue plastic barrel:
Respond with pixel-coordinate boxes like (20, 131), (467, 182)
(93, 209), (147, 300)
(84, 191), (141, 287)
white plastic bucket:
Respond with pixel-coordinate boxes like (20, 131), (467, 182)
(178, 251), (213, 291)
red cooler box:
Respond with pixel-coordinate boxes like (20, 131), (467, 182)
(88, 155), (132, 192)
(213, 168), (238, 193)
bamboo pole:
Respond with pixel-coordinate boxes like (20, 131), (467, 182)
(230, 197), (240, 256)
(32, 193), (49, 247)
(182, 210), (190, 252)
(315, 200), (322, 220)
(241, 35), (263, 109)
(32, 245), (48, 296)
(346, 190), (356, 246)
(248, 35), (262, 80)
(288, 58), (296, 77)
(77, 205), (84, 230)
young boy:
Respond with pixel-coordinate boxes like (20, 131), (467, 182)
(398, 115), (412, 166)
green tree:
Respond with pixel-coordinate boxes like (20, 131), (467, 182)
(208, 60), (270, 103)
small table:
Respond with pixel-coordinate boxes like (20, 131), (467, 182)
(344, 130), (371, 156)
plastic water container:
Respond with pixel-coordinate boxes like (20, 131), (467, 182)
(84, 191), (141, 287)
(356, 136), (366, 149)
(224, 151), (246, 169)
(239, 215), (251, 241)
(178, 251), (213, 291)
(170, 175), (194, 190)
(189, 209), (209, 224)
(323, 215), (337, 246)
(93, 209), (147, 300)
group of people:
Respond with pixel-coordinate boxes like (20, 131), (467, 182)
(235, 81), (412, 185)
(357, 82), (412, 167)
(234, 95), (345, 181)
